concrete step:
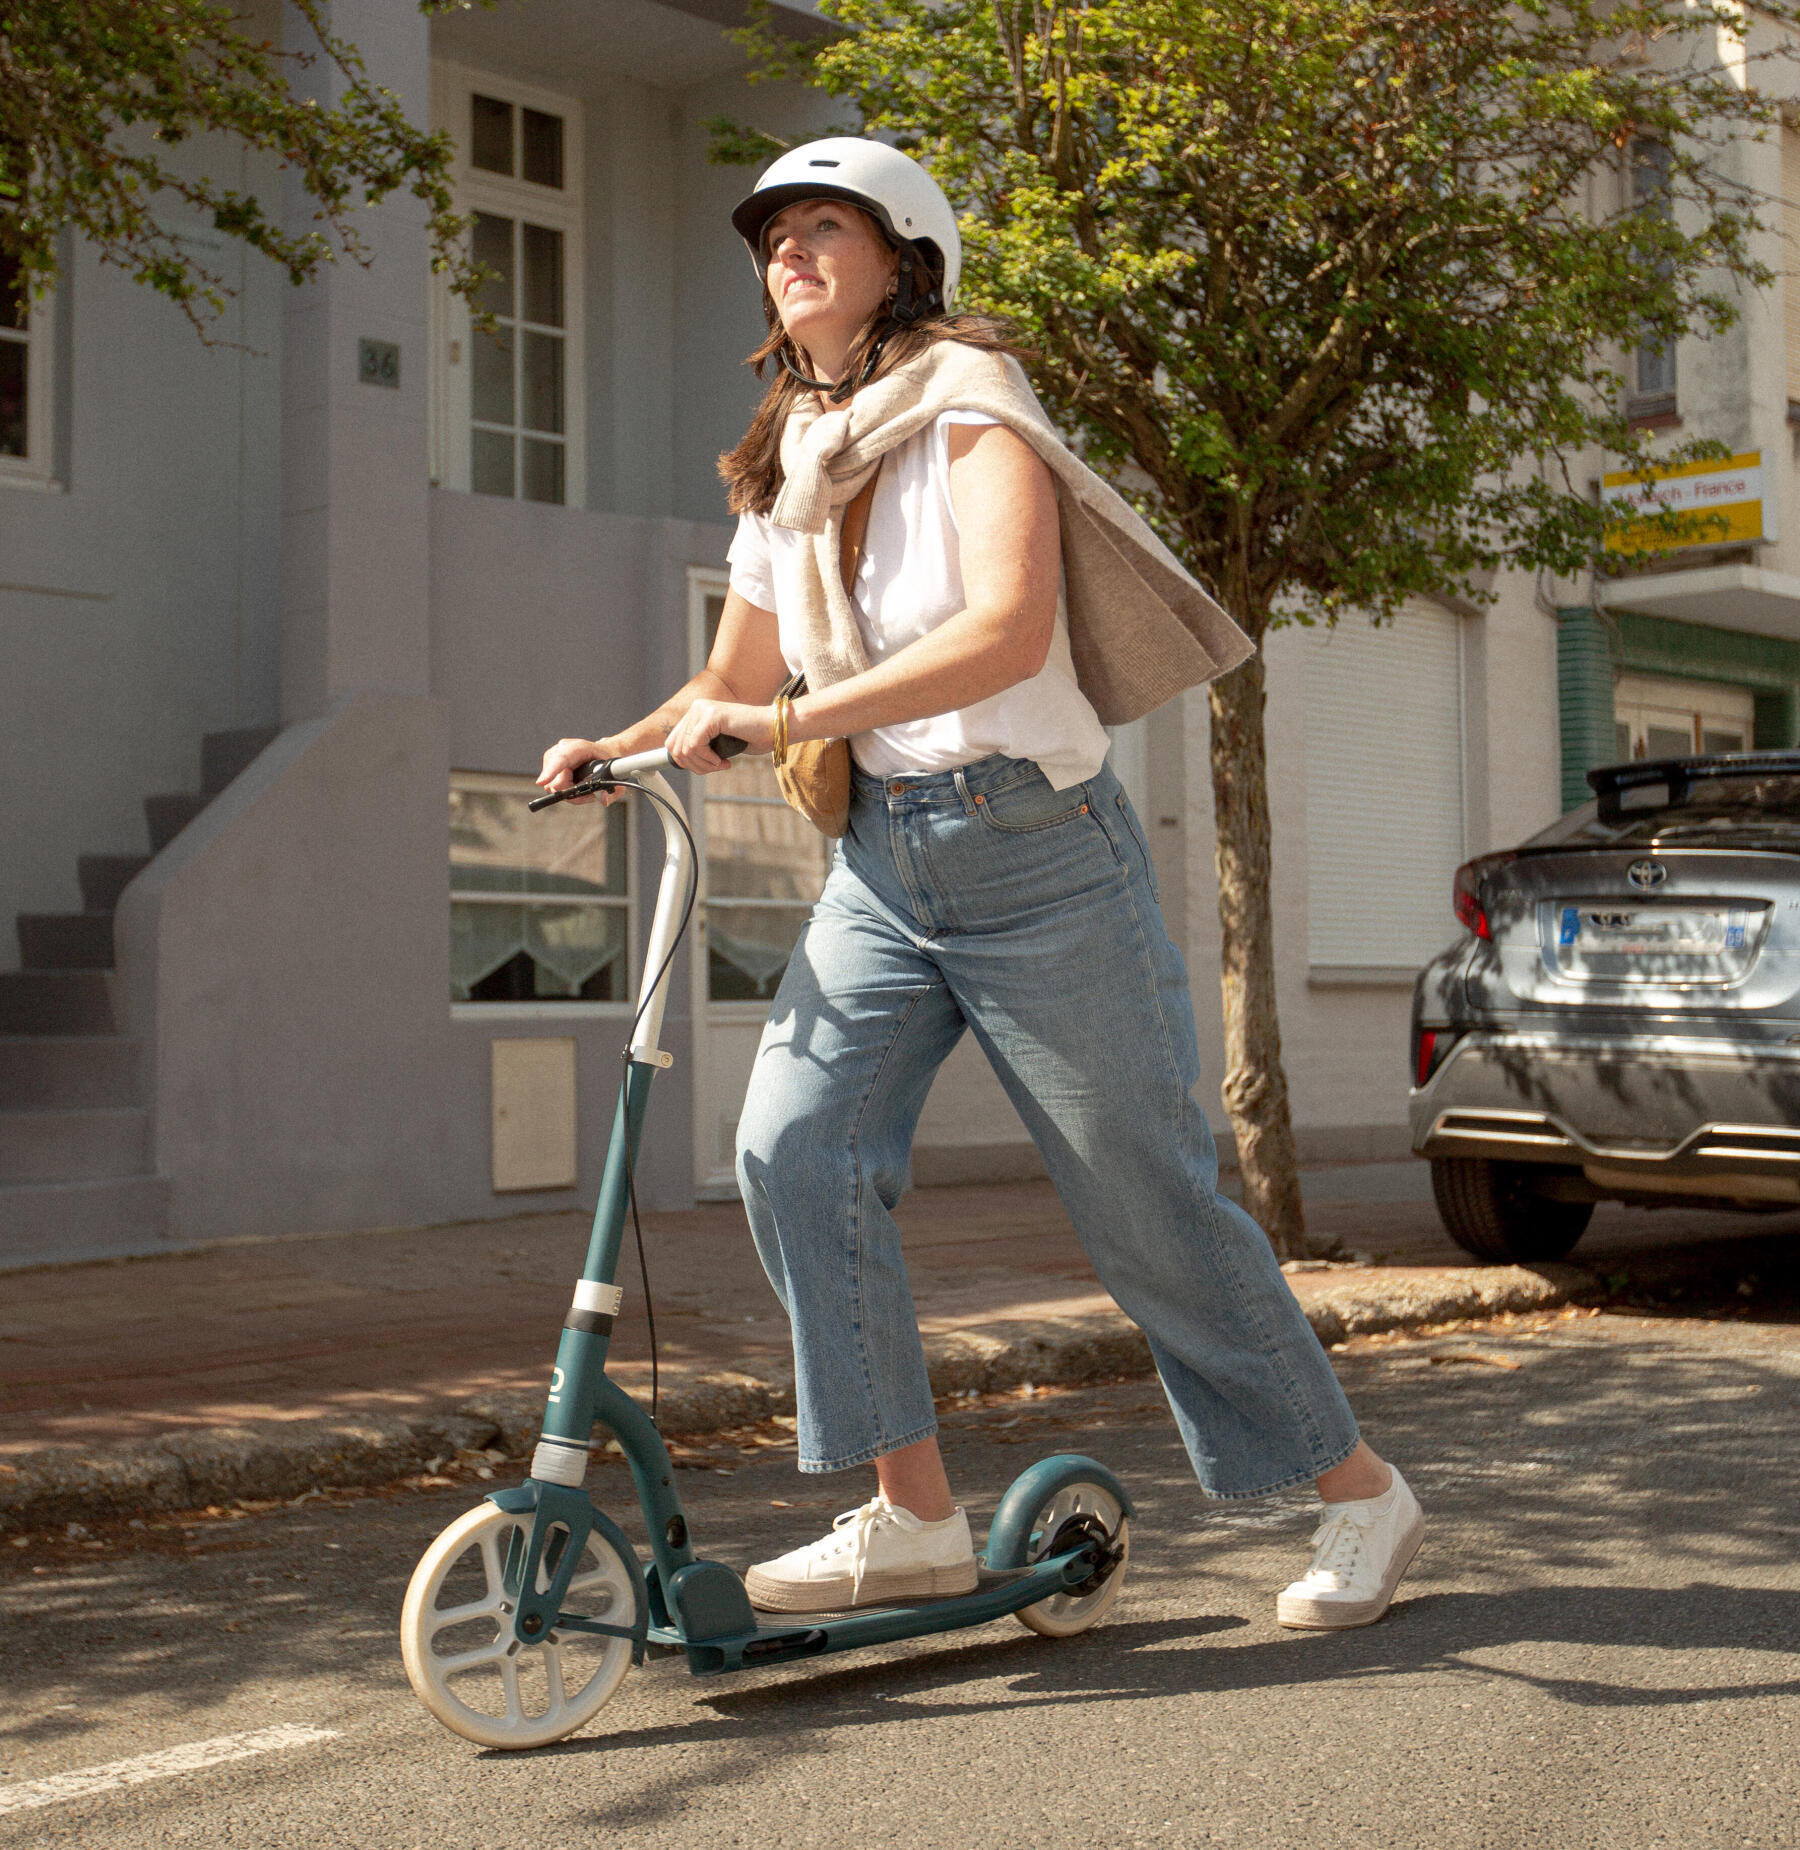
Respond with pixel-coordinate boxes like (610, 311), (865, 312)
(78, 853), (152, 914)
(200, 725), (279, 800)
(0, 1174), (172, 1269)
(143, 791), (206, 855)
(0, 971), (115, 1034)
(16, 911), (114, 970)
(0, 1107), (149, 1182)
(0, 1037), (144, 1109)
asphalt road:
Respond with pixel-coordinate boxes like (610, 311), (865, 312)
(3, 1309), (1797, 1850)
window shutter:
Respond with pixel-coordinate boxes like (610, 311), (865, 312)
(1304, 600), (1465, 971)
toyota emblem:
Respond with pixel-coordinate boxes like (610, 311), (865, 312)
(1627, 859), (1667, 890)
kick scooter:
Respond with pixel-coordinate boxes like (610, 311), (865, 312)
(400, 742), (1133, 1750)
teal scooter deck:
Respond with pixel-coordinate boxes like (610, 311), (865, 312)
(400, 745), (1134, 1750)
(642, 1547), (1117, 1676)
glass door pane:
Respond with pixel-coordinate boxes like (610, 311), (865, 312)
(702, 757), (828, 1001)
(1643, 721), (1694, 759)
(2, 252), (31, 458)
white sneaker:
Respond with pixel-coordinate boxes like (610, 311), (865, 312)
(745, 1497), (978, 1612)
(1276, 1466), (1425, 1630)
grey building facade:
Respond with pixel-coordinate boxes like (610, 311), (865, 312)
(0, 0), (855, 1264)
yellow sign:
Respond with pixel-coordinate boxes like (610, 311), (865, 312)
(1602, 451), (1767, 552)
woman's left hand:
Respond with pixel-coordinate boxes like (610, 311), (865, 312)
(665, 698), (775, 772)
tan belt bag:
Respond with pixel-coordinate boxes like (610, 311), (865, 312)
(770, 466), (880, 838)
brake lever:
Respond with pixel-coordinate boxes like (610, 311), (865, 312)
(528, 761), (612, 812)
(528, 735), (749, 811)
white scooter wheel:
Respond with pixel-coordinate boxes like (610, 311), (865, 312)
(401, 1502), (636, 1749)
(1012, 1481), (1129, 1639)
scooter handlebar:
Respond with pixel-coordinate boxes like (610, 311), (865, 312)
(528, 734), (748, 810)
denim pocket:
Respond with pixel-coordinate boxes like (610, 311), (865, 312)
(975, 771), (1089, 834)
(1114, 789), (1160, 899)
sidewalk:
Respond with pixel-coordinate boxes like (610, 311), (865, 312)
(1, 1165), (1787, 1528)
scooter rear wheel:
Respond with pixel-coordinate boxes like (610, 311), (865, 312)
(1011, 1481), (1129, 1638)
(401, 1502), (635, 1749)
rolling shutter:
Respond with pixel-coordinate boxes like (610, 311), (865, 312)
(1304, 600), (1466, 971)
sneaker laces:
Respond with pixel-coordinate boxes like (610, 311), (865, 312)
(1300, 1510), (1367, 1590)
(831, 1496), (903, 1601)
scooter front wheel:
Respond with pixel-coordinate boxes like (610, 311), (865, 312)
(401, 1501), (635, 1749)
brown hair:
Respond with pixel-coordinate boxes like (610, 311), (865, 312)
(717, 294), (1025, 517)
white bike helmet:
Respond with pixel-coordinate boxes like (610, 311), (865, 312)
(731, 137), (962, 319)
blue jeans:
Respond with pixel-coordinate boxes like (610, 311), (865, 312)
(736, 753), (1360, 1499)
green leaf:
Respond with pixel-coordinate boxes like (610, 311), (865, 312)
(1, 0), (483, 337)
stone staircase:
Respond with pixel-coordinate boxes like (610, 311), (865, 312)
(0, 726), (278, 1266)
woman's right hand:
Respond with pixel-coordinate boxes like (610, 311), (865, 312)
(537, 735), (630, 807)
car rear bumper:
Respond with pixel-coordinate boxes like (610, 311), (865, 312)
(1410, 1028), (1800, 1202)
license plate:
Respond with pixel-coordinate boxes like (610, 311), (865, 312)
(1549, 903), (1764, 982)
(1557, 906), (1749, 956)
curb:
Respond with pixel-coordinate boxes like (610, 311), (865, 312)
(0, 1265), (1591, 1532)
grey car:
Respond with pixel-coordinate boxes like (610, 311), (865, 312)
(1411, 749), (1800, 1263)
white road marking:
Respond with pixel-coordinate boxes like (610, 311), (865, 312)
(0, 1724), (339, 1816)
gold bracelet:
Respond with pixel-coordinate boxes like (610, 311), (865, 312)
(772, 694), (790, 766)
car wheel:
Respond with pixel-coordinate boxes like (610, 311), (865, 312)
(1429, 1157), (1593, 1264)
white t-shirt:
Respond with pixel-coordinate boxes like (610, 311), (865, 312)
(726, 410), (1111, 790)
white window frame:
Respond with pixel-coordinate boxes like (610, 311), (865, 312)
(686, 565), (731, 689)
(1614, 673), (1756, 762)
(1626, 138), (1678, 420)
(430, 63), (585, 509)
(0, 280), (58, 492)
(450, 768), (633, 1021)
(1784, 120), (1800, 407)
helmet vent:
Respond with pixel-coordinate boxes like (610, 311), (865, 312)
(808, 158), (840, 167)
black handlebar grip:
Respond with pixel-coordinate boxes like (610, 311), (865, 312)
(714, 734), (749, 760)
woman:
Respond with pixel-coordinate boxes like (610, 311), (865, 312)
(539, 138), (1424, 1630)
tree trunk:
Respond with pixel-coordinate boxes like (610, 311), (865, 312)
(1207, 649), (1310, 1258)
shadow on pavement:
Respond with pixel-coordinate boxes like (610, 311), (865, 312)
(3, 1319), (1796, 1780)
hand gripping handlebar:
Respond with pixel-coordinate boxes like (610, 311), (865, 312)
(528, 735), (749, 811)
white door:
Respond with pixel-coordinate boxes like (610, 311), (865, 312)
(1107, 718), (1149, 821)
(687, 573), (832, 1196)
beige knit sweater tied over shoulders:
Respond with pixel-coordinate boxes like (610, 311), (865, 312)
(769, 340), (1254, 726)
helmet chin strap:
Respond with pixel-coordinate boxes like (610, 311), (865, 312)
(778, 344), (856, 401)
(777, 240), (941, 402)
(779, 332), (893, 404)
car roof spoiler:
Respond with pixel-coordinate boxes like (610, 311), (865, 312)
(1588, 748), (1800, 823)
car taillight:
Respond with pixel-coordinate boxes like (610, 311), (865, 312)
(1411, 1024), (1460, 1088)
(1452, 852), (1515, 939)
